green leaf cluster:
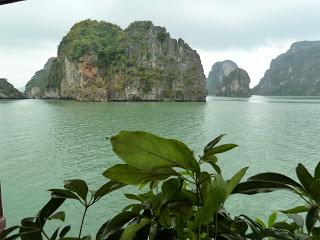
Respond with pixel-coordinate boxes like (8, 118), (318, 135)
(2, 130), (320, 240)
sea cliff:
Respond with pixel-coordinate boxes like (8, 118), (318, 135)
(253, 41), (320, 96)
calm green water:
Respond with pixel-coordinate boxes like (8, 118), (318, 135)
(1, 96), (320, 235)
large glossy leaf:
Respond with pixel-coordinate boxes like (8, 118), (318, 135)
(273, 221), (300, 234)
(239, 215), (262, 238)
(93, 181), (125, 202)
(193, 175), (227, 226)
(312, 227), (320, 239)
(19, 218), (42, 240)
(104, 164), (178, 185)
(59, 225), (71, 238)
(306, 207), (318, 233)
(261, 228), (294, 240)
(120, 218), (150, 240)
(161, 178), (183, 205)
(50, 228), (59, 240)
(268, 212), (277, 228)
(63, 237), (91, 240)
(5, 233), (20, 240)
(64, 179), (88, 202)
(204, 144), (238, 156)
(176, 216), (187, 240)
(226, 167), (248, 198)
(202, 152), (218, 165)
(0, 226), (20, 240)
(48, 211), (65, 222)
(204, 134), (225, 153)
(279, 205), (310, 214)
(37, 198), (65, 227)
(232, 181), (296, 195)
(309, 179), (320, 202)
(110, 131), (199, 172)
(49, 189), (80, 200)
(296, 163), (314, 193)
(315, 162), (320, 179)
(287, 214), (304, 229)
(199, 171), (211, 202)
(96, 211), (138, 240)
(248, 172), (302, 189)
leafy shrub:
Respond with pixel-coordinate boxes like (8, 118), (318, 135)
(156, 31), (167, 43)
(58, 20), (126, 67)
(1, 131), (320, 240)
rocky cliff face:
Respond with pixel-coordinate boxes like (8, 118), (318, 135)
(207, 60), (238, 95)
(25, 20), (206, 101)
(0, 78), (24, 99)
(253, 41), (320, 96)
(207, 60), (251, 97)
(216, 68), (251, 97)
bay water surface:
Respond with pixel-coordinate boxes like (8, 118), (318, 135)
(1, 96), (320, 235)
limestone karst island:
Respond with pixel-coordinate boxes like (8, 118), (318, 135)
(25, 20), (207, 102)
(2, 1), (320, 240)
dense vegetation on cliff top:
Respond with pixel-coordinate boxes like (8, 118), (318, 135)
(58, 20), (126, 67)
(2, 131), (320, 240)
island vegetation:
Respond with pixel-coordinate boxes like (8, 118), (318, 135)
(1, 131), (320, 240)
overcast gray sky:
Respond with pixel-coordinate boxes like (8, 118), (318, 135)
(1, 0), (320, 88)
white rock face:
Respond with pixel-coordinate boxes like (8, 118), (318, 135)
(216, 68), (252, 97)
(207, 60), (238, 95)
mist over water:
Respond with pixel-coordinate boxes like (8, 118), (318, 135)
(1, 96), (320, 234)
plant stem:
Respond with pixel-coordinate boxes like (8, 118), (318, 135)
(79, 206), (88, 239)
(196, 174), (200, 240)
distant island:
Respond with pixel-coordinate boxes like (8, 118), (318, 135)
(207, 60), (251, 97)
(0, 78), (24, 99)
(253, 41), (320, 96)
(25, 20), (207, 102)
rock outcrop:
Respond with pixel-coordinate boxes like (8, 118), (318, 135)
(253, 41), (320, 96)
(215, 68), (251, 97)
(207, 60), (238, 95)
(25, 20), (206, 101)
(0, 78), (24, 99)
(207, 60), (251, 97)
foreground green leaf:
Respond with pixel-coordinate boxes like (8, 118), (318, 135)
(110, 131), (199, 172)
(226, 167), (248, 198)
(280, 205), (310, 214)
(193, 175), (227, 226)
(248, 172), (303, 190)
(104, 164), (178, 185)
(232, 181), (296, 195)
(296, 163), (314, 193)
(64, 179), (88, 202)
(120, 218), (150, 240)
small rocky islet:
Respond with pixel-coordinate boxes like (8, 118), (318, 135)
(206, 60), (251, 97)
(0, 78), (24, 99)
